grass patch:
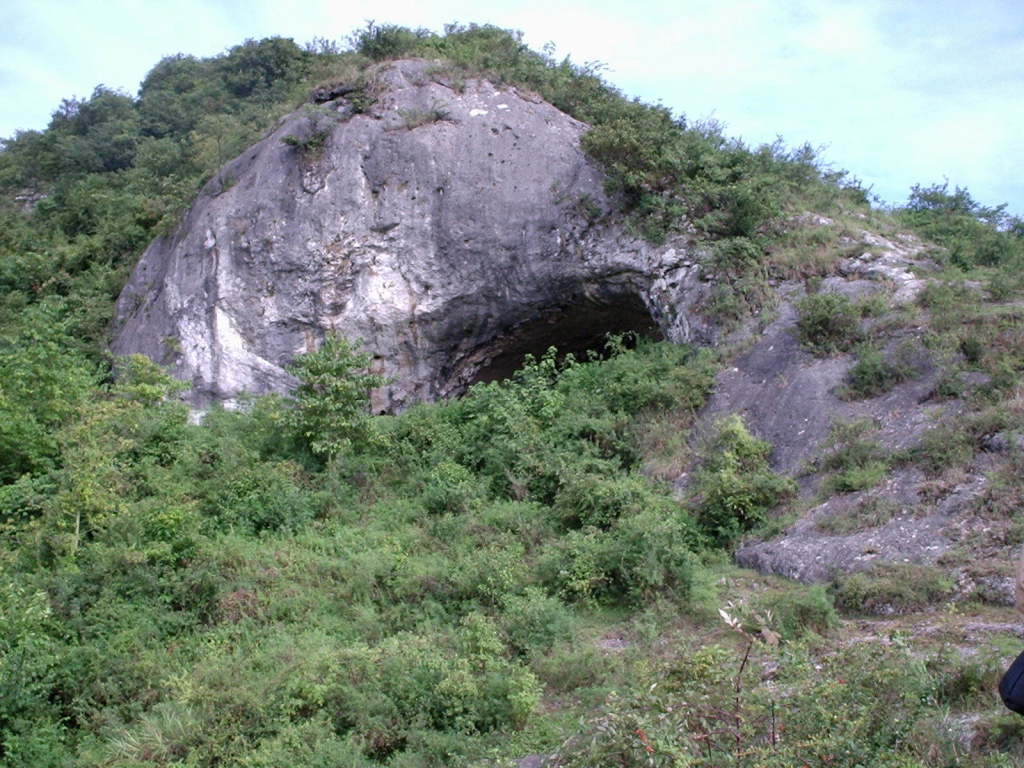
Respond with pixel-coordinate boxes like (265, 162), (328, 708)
(830, 562), (954, 614)
(815, 496), (902, 534)
(815, 418), (890, 494)
(396, 99), (450, 129)
(908, 421), (975, 476)
(762, 218), (852, 279)
(757, 583), (837, 639)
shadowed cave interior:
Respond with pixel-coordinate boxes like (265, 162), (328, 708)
(464, 292), (664, 388)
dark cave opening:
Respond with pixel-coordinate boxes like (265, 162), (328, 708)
(466, 293), (664, 387)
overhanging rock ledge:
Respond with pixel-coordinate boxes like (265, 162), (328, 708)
(112, 59), (712, 410)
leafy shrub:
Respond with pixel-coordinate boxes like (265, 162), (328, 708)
(825, 461), (889, 494)
(899, 181), (1024, 269)
(421, 459), (484, 515)
(136, 501), (201, 565)
(203, 462), (319, 534)
(843, 344), (906, 398)
(0, 581), (65, 756)
(910, 421), (974, 476)
(581, 109), (796, 242)
(960, 334), (985, 364)
(229, 717), (372, 768)
(691, 415), (795, 545)
(287, 333), (390, 459)
(450, 535), (528, 607)
(500, 588), (575, 658)
(602, 504), (699, 600)
(795, 292), (862, 354)
(987, 258), (1024, 300)
(539, 527), (606, 603)
(553, 469), (648, 529)
(351, 22), (433, 61)
(538, 505), (697, 604)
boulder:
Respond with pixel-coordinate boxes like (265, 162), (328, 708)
(112, 59), (711, 409)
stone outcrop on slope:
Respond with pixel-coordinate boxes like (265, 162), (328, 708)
(111, 59), (711, 410)
(696, 228), (997, 593)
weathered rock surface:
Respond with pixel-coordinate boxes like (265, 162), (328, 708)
(698, 229), (939, 479)
(112, 59), (711, 410)
(697, 230), (997, 588)
(734, 468), (967, 584)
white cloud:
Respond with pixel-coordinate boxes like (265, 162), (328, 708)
(798, 5), (873, 55)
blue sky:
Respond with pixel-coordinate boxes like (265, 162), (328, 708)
(1, 0), (1021, 215)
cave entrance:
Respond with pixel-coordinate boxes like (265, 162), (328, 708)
(468, 292), (664, 387)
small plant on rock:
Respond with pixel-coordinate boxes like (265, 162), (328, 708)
(280, 104), (340, 158)
(795, 291), (862, 354)
(397, 99), (450, 129)
(841, 344), (906, 399)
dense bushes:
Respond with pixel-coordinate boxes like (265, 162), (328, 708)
(795, 292), (863, 354)
(0, 337), (722, 765)
(900, 181), (1024, 269)
(554, 638), (944, 767)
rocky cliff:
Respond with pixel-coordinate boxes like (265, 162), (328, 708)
(111, 58), (1017, 600)
(112, 59), (711, 410)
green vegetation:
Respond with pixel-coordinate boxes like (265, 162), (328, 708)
(900, 181), (1024, 269)
(794, 292), (863, 354)
(3, 21), (1024, 768)
(831, 562), (955, 615)
(843, 343), (909, 398)
(286, 333), (390, 459)
(0, 337), (723, 766)
(689, 415), (795, 546)
(816, 418), (891, 494)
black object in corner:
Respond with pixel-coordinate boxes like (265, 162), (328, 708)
(1000, 649), (1024, 714)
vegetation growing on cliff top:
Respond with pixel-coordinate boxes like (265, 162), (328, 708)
(3, 22), (1024, 768)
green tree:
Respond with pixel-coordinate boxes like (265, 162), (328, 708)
(287, 334), (390, 458)
(900, 181), (1024, 267)
(0, 301), (99, 483)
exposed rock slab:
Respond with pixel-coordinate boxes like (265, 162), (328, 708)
(695, 235), (987, 585)
(736, 469), (937, 583)
(697, 284), (940, 478)
(112, 59), (711, 409)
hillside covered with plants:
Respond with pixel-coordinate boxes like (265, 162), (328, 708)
(3, 23), (1024, 768)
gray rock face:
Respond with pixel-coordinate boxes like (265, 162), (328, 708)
(112, 59), (711, 410)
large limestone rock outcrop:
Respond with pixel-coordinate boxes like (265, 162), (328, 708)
(112, 59), (710, 409)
